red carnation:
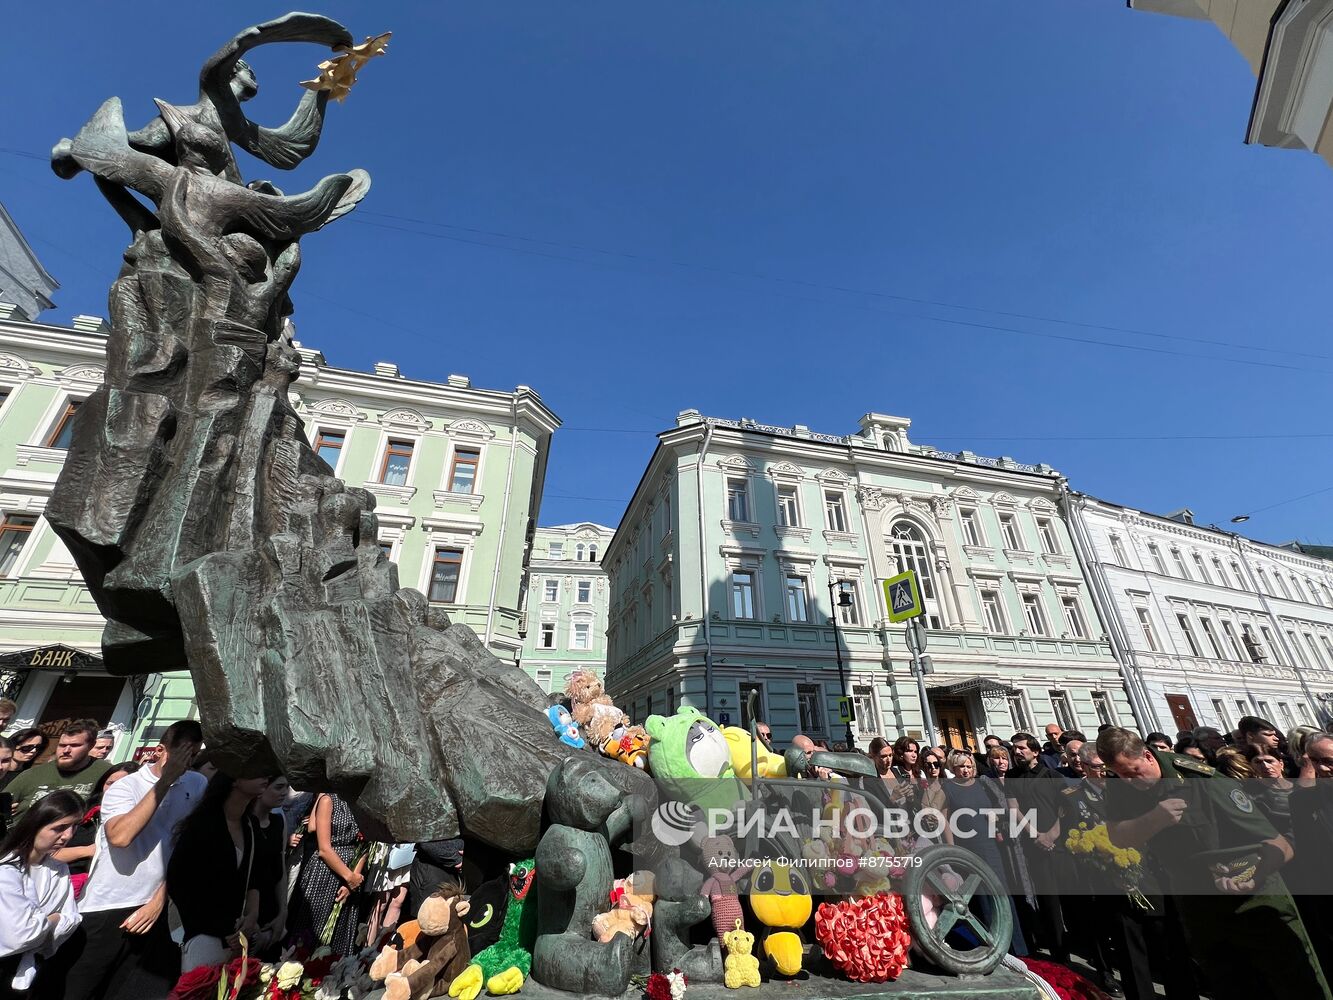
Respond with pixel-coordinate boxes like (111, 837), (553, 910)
(1020, 957), (1112, 1000)
(645, 972), (672, 1000)
(303, 955), (336, 981)
(167, 963), (223, 1000)
(814, 892), (912, 983)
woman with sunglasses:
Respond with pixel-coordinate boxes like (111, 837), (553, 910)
(0, 790), (84, 998)
(5, 733), (48, 782)
(918, 751), (949, 842)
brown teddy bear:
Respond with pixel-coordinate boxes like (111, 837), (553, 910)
(564, 670), (627, 748)
(590, 870), (655, 943)
(370, 875), (472, 1000)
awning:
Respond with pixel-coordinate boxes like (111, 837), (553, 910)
(926, 675), (1019, 698)
(0, 644), (103, 672)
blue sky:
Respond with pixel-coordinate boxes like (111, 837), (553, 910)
(3, 1), (1331, 541)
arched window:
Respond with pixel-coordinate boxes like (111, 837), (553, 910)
(888, 521), (943, 627)
(576, 543), (586, 561)
(589, 544), (598, 562)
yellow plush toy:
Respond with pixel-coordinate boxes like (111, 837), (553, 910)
(722, 920), (761, 989)
(749, 862), (812, 977)
(601, 725), (650, 768)
(722, 727), (787, 782)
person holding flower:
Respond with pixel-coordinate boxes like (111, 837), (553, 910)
(285, 793), (365, 955)
(0, 790), (83, 998)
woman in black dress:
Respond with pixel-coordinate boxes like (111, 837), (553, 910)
(285, 793), (364, 955)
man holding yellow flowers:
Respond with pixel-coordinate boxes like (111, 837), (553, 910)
(1097, 726), (1329, 1000)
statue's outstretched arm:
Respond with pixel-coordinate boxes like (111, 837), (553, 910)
(243, 89), (331, 170)
(65, 98), (170, 206)
(223, 168), (369, 242)
(200, 12), (353, 90)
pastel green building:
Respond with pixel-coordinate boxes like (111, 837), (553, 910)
(0, 309), (558, 759)
(518, 523), (616, 696)
(604, 411), (1133, 751)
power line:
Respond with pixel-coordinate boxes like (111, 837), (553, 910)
(1234, 485), (1333, 520)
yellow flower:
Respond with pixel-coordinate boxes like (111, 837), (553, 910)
(1127, 849), (1141, 866)
(276, 962), (305, 991)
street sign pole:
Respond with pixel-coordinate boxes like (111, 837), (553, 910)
(906, 617), (936, 748)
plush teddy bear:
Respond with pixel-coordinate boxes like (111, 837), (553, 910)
(590, 870), (655, 943)
(601, 724), (650, 768)
(722, 920), (761, 989)
(564, 670), (627, 748)
(698, 835), (745, 943)
(370, 876), (472, 1000)
(546, 701), (585, 749)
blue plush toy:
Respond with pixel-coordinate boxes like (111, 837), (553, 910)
(547, 703), (585, 749)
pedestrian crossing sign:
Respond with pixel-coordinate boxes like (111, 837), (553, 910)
(883, 571), (923, 623)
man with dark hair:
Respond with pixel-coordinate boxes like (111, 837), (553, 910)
(1097, 726), (1329, 999)
(7, 719), (109, 821)
(39, 719), (205, 1000)
(0, 697), (16, 732)
(1009, 731), (1071, 963)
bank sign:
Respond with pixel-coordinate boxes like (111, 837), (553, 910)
(0, 645), (103, 672)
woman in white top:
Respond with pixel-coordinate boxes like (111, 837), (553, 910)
(0, 789), (83, 998)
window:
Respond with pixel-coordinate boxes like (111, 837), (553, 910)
(0, 515), (36, 577)
(666, 687), (676, 715)
(378, 540), (393, 559)
(1322, 635), (1333, 664)
(1220, 620), (1244, 661)
(45, 400), (82, 450)
(777, 486), (800, 527)
(1275, 575), (1292, 600)
(1049, 690), (1076, 731)
(543, 579), (559, 602)
(1304, 633), (1325, 668)
(1257, 568), (1273, 595)
(1288, 631), (1308, 668)
(588, 545), (598, 563)
(738, 681), (765, 732)
(428, 547), (463, 603)
(731, 571), (756, 619)
(824, 491), (848, 533)
(1258, 700), (1273, 720)
(535, 669), (552, 693)
(1008, 692), (1032, 732)
(1236, 699), (1250, 722)
(539, 622), (556, 649)
(1061, 597), (1087, 638)
(1172, 550), (1190, 580)
(1022, 594), (1047, 636)
(1092, 691), (1116, 727)
(1108, 533), (1127, 564)
(981, 590), (1006, 633)
(836, 582), (860, 626)
(726, 478), (750, 522)
(1212, 699), (1231, 732)
(1176, 614), (1202, 656)
(1036, 518), (1060, 555)
(1230, 562), (1248, 591)
(889, 521), (941, 627)
(577, 581), (591, 604)
(1261, 626), (1279, 661)
(797, 684), (824, 733)
(1193, 554), (1210, 584)
(1211, 556), (1226, 584)
(549, 541), (564, 559)
(1279, 702), (1296, 728)
(960, 509), (983, 546)
(447, 448), (480, 494)
(1243, 624), (1266, 662)
(1292, 577), (1308, 603)
(1148, 544), (1168, 575)
(1198, 618), (1224, 659)
(852, 685), (880, 738)
(1136, 608), (1159, 651)
(572, 623), (591, 650)
(785, 575), (810, 623)
(378, 439), (414, 486)
(313, 429), (346, 468)
(576, 543), (586, 561)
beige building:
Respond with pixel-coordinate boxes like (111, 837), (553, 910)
(1132, 0), (1333, 168)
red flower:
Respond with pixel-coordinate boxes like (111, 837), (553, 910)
(1020, 957), (1112, 1000)
(167, 964), (223, 1000)
(222, 957), (262, 998)
(814, 893), (912, 983)
(645, 972), (672, 1000)
(303, 955), (336, 981)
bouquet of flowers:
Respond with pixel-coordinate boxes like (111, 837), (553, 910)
(643, 968), (687, 1000)
(167, 945), (379, 1000)
(1064, 823), (1151, 910)
(1020, 957), (1112, 1000)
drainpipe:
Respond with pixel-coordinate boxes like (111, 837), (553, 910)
(485, 391), (522, 655)
(1057, 484), (1158, 732)
(696, 420), (716, 719)
(1231, 534), (1325, 724)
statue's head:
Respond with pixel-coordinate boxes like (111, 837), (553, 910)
(154, 99), (229, 176)
(231, 58), (259, 102)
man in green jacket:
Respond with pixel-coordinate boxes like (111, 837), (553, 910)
(8, 719), (110, 822)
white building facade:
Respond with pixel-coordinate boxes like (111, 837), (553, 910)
(604, 411), (1131, 751)
(1062, 494), (1333, 735)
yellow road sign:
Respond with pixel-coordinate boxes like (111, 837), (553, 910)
(883, 571), (923, 623)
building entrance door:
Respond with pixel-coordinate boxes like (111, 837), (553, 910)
(36, 675), (126, 760)
(931, 696), (977, 752)
(1164, 692), (1198, 735)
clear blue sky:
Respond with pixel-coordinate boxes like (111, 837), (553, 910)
(3, 1), (1331, 542)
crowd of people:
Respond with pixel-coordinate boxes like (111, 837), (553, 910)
(4, 696), (1333, 1000)
(760, 715), (1333, 1000)
(0, 707), (453, 1000)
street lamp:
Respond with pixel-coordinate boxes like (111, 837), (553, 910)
(1230, 514), (1250, 524)
(827, 577), (856, 749)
